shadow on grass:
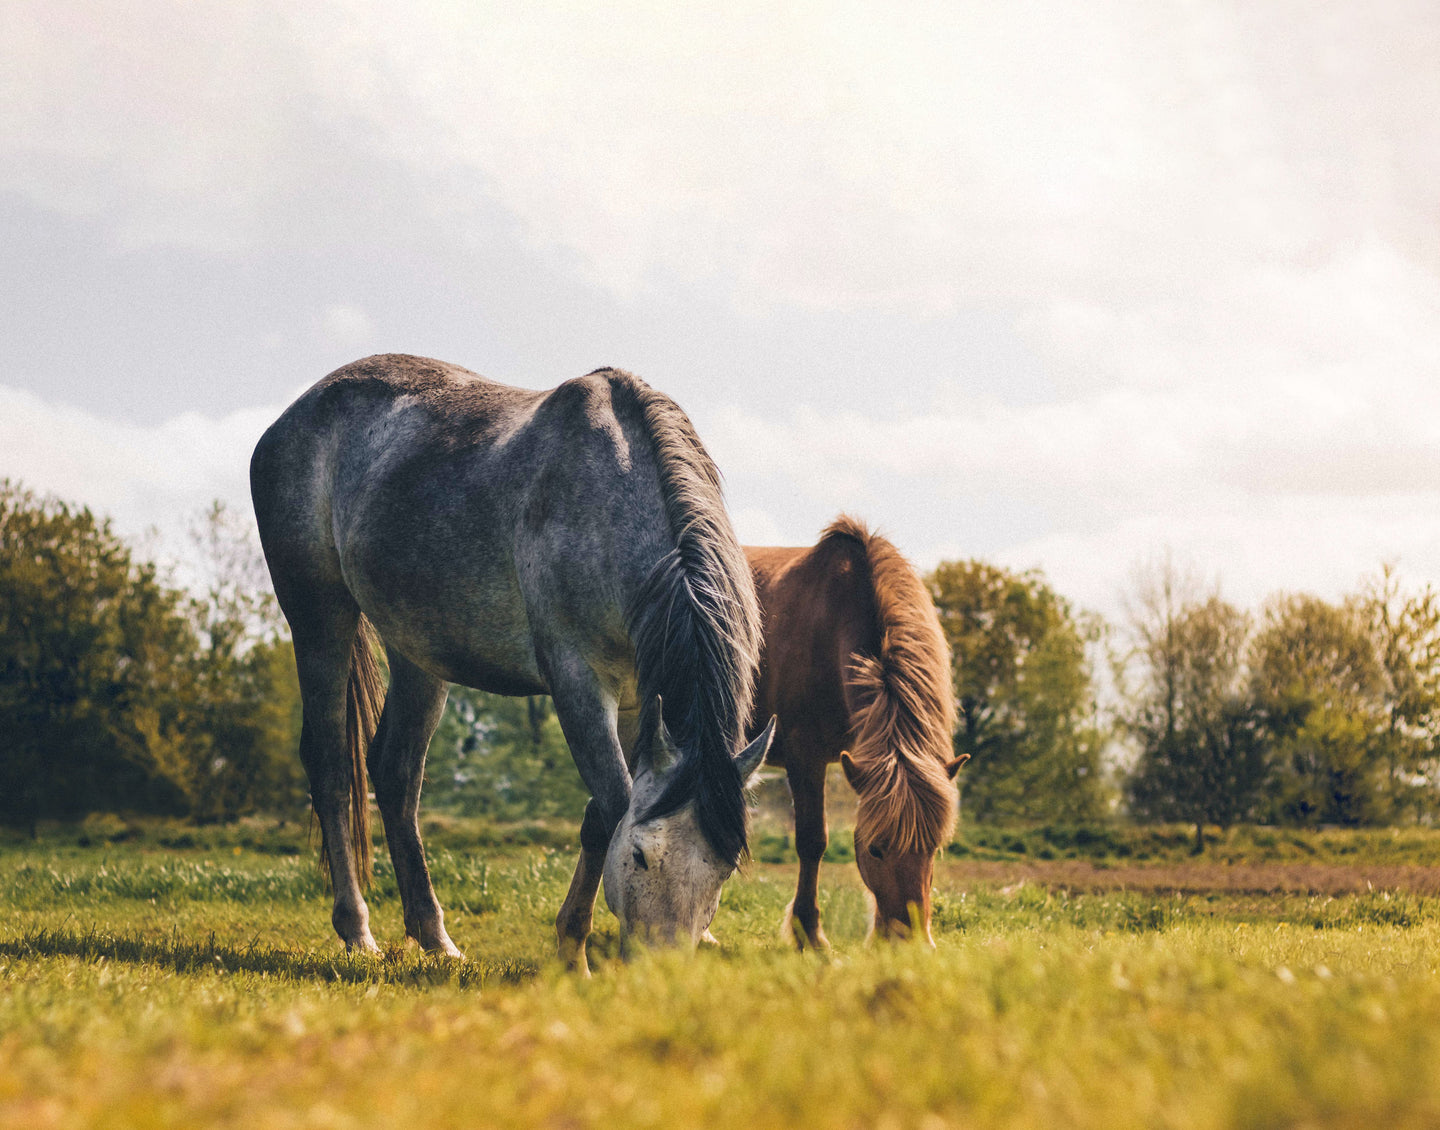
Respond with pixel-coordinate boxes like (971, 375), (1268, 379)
(0, 924), (538, 990)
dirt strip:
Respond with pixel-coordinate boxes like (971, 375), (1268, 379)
(937, 859), (1440, 897)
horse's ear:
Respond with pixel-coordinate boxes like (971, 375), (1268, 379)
(734, 716), (776, 786)
(652, 696), (682, 773)
(839, 751), (861, 790)
(637, 695), (677, 775)
(944, 754), (970, 780)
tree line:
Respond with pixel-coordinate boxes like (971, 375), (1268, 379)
(4, 480), (1439, 843)
(0, 481), (588, 834)
(934, 556), (1440, 847)
(0, 483), (304, 833)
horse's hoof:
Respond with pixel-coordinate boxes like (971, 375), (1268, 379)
(699, 929), (721, 948)
(427, 932), (465, 960)
(781, 898), (829, 953)
(408, 924), (465, 959)
(780, 900), (801, 950)
(558, 936), (591, 977)
(338, 919), (381, 954)
(794, 923), (831, 952)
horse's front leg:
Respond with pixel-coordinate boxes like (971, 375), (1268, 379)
(546, 664), (630, 976)
(368, 651), (462, 958)
(784, 759), (831, 952)
(556, 800), (618, 975)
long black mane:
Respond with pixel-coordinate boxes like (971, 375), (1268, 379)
(605, 371), (762, 865)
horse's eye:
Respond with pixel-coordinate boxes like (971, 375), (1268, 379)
(868, 844), (884, 860)
(632, 846), (648, 871)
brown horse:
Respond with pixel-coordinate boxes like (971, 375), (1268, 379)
(747, 517), (965, 948)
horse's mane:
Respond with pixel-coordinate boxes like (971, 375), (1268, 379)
(825, 516), (958, 854)
(603, 370), (762, 866)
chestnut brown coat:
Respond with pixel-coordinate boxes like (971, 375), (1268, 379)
(746, 517), (965, 947)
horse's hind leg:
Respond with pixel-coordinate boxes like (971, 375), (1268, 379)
(368, 650), (462, 958)
(291, 605), (379, 953)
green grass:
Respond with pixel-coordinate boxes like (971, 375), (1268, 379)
(948, 822), (1440, 865)
(5, 828), (1440, 1127)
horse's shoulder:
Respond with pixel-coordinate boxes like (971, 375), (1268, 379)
(807, 532), (883, 634)
(549, 366), (642, 402)
(752, 535), (872, 635)
(540, 368), (652, 433)
(808, 525), (872, 583)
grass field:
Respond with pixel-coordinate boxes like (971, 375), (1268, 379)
(4, 819), (1440, 1128)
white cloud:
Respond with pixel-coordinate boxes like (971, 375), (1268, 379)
(4, 1), (1439, 623)
(0, 384), (277, 550)
(7, 2), (1437, 302)
(706, 234), (1440, 618)
(729, 506), (787, 548)
(1001, 494), (1440, 623)
(711, 379), (1440, 516)
(0, 0), (309, 250)
(319, 303), (374, 347)
(6, 342), (1439, 625)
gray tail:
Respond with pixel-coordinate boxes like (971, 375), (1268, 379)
(320, 614), (381, 887)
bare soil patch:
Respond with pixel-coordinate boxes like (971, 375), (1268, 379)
(936, 858), (1440, 897)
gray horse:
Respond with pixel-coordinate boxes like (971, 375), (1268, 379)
(250, 354), (774, 971)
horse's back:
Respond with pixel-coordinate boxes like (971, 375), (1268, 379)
(745, 536), (881, 763)
(252, 355), (655, 557)
(251, 355), (675, 693)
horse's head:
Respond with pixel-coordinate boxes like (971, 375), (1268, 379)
(843, 750), (967, 945)
(603, 712), (775, 950)
(853, 836), (939, 943)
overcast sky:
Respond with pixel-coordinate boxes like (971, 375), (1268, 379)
(3, 1), (1439, 619)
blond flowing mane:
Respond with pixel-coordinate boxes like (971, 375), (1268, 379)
(824, 516), (958, 854)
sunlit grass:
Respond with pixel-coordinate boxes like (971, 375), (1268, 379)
(4, 831), (1440, 1128)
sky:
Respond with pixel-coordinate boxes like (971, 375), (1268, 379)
(3, 1), (1439, 621)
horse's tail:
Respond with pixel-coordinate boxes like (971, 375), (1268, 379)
(606, 372), (763, 867)
(321, 614), (382, 886)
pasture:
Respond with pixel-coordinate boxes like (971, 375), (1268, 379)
(4, 821), (1440, 1129)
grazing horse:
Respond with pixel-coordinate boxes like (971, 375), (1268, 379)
(251, 354), (774, 971)
(747, 517), (964, 948)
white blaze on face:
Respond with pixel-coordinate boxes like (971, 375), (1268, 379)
(602, 780), (732, 948)
(602, 713), (773, 950)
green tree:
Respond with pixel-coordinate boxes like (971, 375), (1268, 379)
(1250, 593), (1389, 826)
(927, 560), (1107, 822)
(1361, 566), (1440, 821)
(424, 688), (589, 821)
(1120, 563), (1267, 851)
(178, 501), (304, 822)
(0, 481), (192, 833)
